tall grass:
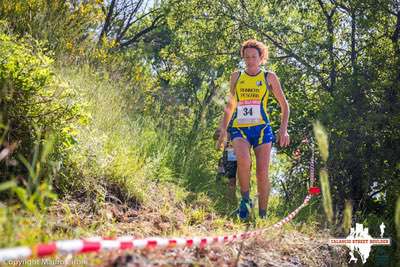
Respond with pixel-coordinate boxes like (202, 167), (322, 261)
(320, 169), (333, 224)
(57, 66), (177, 206)
(313, 121), (333, 225)
(342, 200), (352, 234)
(313, 120), (329, 162)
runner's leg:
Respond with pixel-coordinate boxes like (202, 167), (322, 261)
(232, 138), (251, 196)
(254, 142), (272, 216)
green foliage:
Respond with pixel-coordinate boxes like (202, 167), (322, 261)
(55, 66), (179, 206)
(15, 132), (58, 212)
(0, 126), (58, 213)
(0, 32), (80, 186)
(0, 31), (81, 219)
(0, 1), (102, 57)
(12, 182), (57, 214)
(0, 3), (398, 265)
(396, 196), (400, 240)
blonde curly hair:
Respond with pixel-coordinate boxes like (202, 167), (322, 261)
(240, 39), (269, 64)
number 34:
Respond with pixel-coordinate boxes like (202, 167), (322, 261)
(243, 107), (253, 116)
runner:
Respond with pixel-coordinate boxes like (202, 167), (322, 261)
(216, 39), (290, 219)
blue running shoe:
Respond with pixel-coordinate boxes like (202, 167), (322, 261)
(238, 199), (252, 220)
(259, 209), (267, 219)
(259, 213), (267, 219)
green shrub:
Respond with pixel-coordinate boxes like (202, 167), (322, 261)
(0, 1), (102, 58)
(56, 66), (179, 206)
(0, 32), (81, 198)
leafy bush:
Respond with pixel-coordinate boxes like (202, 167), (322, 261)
(56, 66), (179, 206)
(0, 1), (102, 58)
(0, 31), (81, 197)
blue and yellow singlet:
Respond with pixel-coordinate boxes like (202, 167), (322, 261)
(232, 70), (271, 128)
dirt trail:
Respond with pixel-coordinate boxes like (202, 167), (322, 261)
(98, 231), (347, 266)
(44, 197), (348, 266)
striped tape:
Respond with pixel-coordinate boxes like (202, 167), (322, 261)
(310, 142), (316, 186)
(0, 194), (313, 263)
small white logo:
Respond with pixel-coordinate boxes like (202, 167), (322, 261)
(329, 223), (391, 264)
(380, 222), (385, 238)
(256, 81), (262, 86)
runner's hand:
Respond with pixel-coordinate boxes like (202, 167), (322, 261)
(278, 128), (290, 147)
(216, 128), (227, 150)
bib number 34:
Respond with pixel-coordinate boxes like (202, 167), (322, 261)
(237, 101), (262, 125)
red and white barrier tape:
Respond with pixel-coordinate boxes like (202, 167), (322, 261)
(310, 143), (316, 186)
(0, 195), (313, 262)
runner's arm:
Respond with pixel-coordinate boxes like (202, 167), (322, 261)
(268, 72), (290, 147)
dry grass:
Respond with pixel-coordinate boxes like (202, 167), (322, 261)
(320, 169), (333, 224)
(313, 121), (329, 162)
(13, 188), (347, 267)
(97, 226), (347, 267)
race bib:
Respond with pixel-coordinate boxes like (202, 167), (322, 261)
(237, 100), (262, 125)
(226, 147), (237, 161)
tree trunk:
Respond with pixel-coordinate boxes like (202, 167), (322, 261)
(98, 0), (117, 46)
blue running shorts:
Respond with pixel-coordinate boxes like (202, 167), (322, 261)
(228, 124), (275, 148)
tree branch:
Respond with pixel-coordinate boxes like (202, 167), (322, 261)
(117, 14), (164, 49)
(98, 0), (117, 46)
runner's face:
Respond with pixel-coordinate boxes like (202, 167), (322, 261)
(243, 48), (261, 68)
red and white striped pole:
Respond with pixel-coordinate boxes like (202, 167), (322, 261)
(308, 139), (321, 196)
